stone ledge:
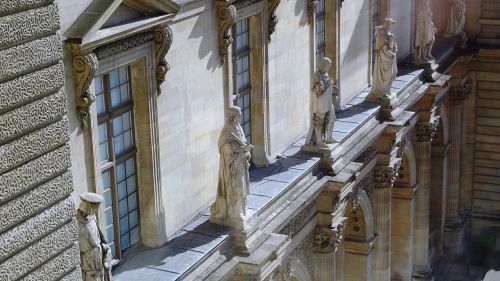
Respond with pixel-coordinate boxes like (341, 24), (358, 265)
(0, 117), (69, 173)
(0, 60), (64, 114)
(0, 4), (59, 49)
(0, 144), (70, 204)
(0, 33), (62, 81)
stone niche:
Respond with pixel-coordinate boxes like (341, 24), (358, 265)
(390, 0), (412, 60)
(339, 0), (370, 107)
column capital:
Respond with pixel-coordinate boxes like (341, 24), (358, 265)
(415, 118), (440, 142)
(373, 165), (397, 188)
(448, 81), (472, 104)
(313, 225), (345, 253)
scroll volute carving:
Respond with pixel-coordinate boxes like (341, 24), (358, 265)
(216, 0), (237, 64)
(154, 25), (173, 95)
(268, 0), (281, 41)
(308, 0), (318, 24)
(69, 43), (98, 128)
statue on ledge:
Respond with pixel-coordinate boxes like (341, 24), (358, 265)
(414, 0), (437, 64)
(211, 106), (253, 228)
(369, 18), (399, 100)
(77, 193), (112, 281)
(445, 0), (466, 37)
(306, 57), (337, 147)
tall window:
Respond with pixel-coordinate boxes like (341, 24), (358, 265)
(94, 65), (140, 258)
(233, 18), (252, 143)
(315, 0), (326, 65)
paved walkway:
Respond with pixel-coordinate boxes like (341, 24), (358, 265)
(113, 65), (423, 281)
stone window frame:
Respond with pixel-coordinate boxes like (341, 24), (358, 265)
(229, 3), (270, 166)
(89, 41), (167, 256)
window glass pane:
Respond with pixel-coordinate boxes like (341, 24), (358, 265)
(113, 115), (123, 136)
(243, 108), (250, 122)
(96, 94), (105, 115)
(126, 158), (135, 176)
(118, 181), (127, 200)
(123, 131), (132, 151)
(242, 57), (249, 70)
(94, 76), (103, 94)
(120, 216), (129, 235)
(119, 67), (128, 83)
(104, 190), (112, 208)
(119, 198), (128, 218)
(102, 170), (111, 190)
(111, 87), (120, 108)
(116, 163), (125, 182)
(123, 112), (131, 130)
(127, 176), (136, 195)
(114, 135), (124, 155)
(105, 225), (114, 244)
(110, 69), (119, 88)
(243, 93), (250, 108)
(129, 210), (138, 228)
(120, 234), (130, 251)
(127, 192), (137, 210)
(104, 207), (114, 226)
(130, 227), (139, 245)
(120, 84), (130, 104)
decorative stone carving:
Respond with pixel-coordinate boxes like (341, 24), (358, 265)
(77, 193), (112, 281)
(216, 0), (237, 64)
(355, 146), (378, 164)
(211, 106), (253, 229)
(308, 0), (318, 23)
(369, 18), (398, 100)
(21, 243), (79, 281)
(94, 32), (154, 60)
(448, 81), (472, 103)
(373, 165), (397, 188)
(414, 0), (436, 65)
(305, 57), (337, 146)
(69, 44), (98, 128)
(154, 25), (173, 95)
(416, 119), (440, 142)
(280, 201), (315, 236)
(267, 0), (281, 40)
(313, 225), (344, 253)
(0, 62), (64, 113)
(444, 0), (466, 37)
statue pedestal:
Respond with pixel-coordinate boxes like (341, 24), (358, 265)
(301, 143), (342, 174)
(365, 93), (397, 121)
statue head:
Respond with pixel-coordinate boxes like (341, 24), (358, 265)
(78, 192), (103, 217)
(318, 57), (332, 73)
(384, 18), (396, 29)
(228, 106), (242, 124)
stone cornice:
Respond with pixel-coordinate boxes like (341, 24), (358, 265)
(216, 0), (237, 64)
(68, 43), (98, 128)
(93, 32), (154, 60)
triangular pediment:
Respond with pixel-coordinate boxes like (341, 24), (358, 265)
(65, 0), (179, 48)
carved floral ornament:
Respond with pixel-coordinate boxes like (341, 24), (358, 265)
(216, 0), (237, 64)
(448, 81), (472, 103)
(313, 225), (344, 253)
(268, 0), (281, 40)
(373, 165), (398, 188)
(416, 118), (440, 141)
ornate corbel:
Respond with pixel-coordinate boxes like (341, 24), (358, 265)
(373, 165), (397, 188)
(216, 0), (237, 64)
(308, 0), (318, 24)
(267, 0), (281, 41)
(153, 25), (173, 95)
(416, 118), (440, 142)
(313, 225), (344, 253)
(69, 43), (98, 128)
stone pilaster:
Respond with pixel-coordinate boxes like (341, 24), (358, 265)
(372, 165), (396, 281)
(413, 121), (438, 280)
(313, 225), (344, 281)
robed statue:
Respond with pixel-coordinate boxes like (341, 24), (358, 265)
(77, 193), (112, 281)
(414, 0), (437, 64)
(306, 57), (337, 147)
(370, 18), (399, 99)
(445, 0), (466, 37)
(211, 106), (253, 227)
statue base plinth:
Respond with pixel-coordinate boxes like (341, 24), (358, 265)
(211, 212), (266, 256)
(365, 93), (397, 121)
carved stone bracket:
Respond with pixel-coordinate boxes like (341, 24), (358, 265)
(448, 81), (472, 104)
(373, 165), (397, 188)
(416, 118), (440, 142)
(154, 25), (173, 95)
(308, 0), (318, 24)
(267, 0), (281, 41)
(313, 225), (344, 253)
(69, 43), (98, 128)
(216, 0), (237, 64)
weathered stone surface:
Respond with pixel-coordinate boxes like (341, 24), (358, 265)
(0, 0), (52, 16)
(20, 243), (79, 281)
(0, 171), (72, 232)
(0, 90), (66, 141)
(0, 4), (59, 47)
(0, 219), (77, 280)
(0, 62), (64, 113)
(0, 33), (62, 80)
(60, 267), (83, 281)
(0, 144), (70, 204)
(0, 117), (69, 172)
(0, 197), (75, 260)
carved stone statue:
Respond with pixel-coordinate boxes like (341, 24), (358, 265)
(306, 57), (337, 147)
(369, 18), (398, 100)
(211, 106), (253, 228)
(77, 193), (112, 281)
(445, 0), (466, 37)
(414, 0), (437, 64)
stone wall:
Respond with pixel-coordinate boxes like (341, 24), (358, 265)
(0, 1), (81, 280)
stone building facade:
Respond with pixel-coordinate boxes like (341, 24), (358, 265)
(1, 0), (500, 280)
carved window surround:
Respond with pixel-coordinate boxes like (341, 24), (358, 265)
(68, 25), (173, 128)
